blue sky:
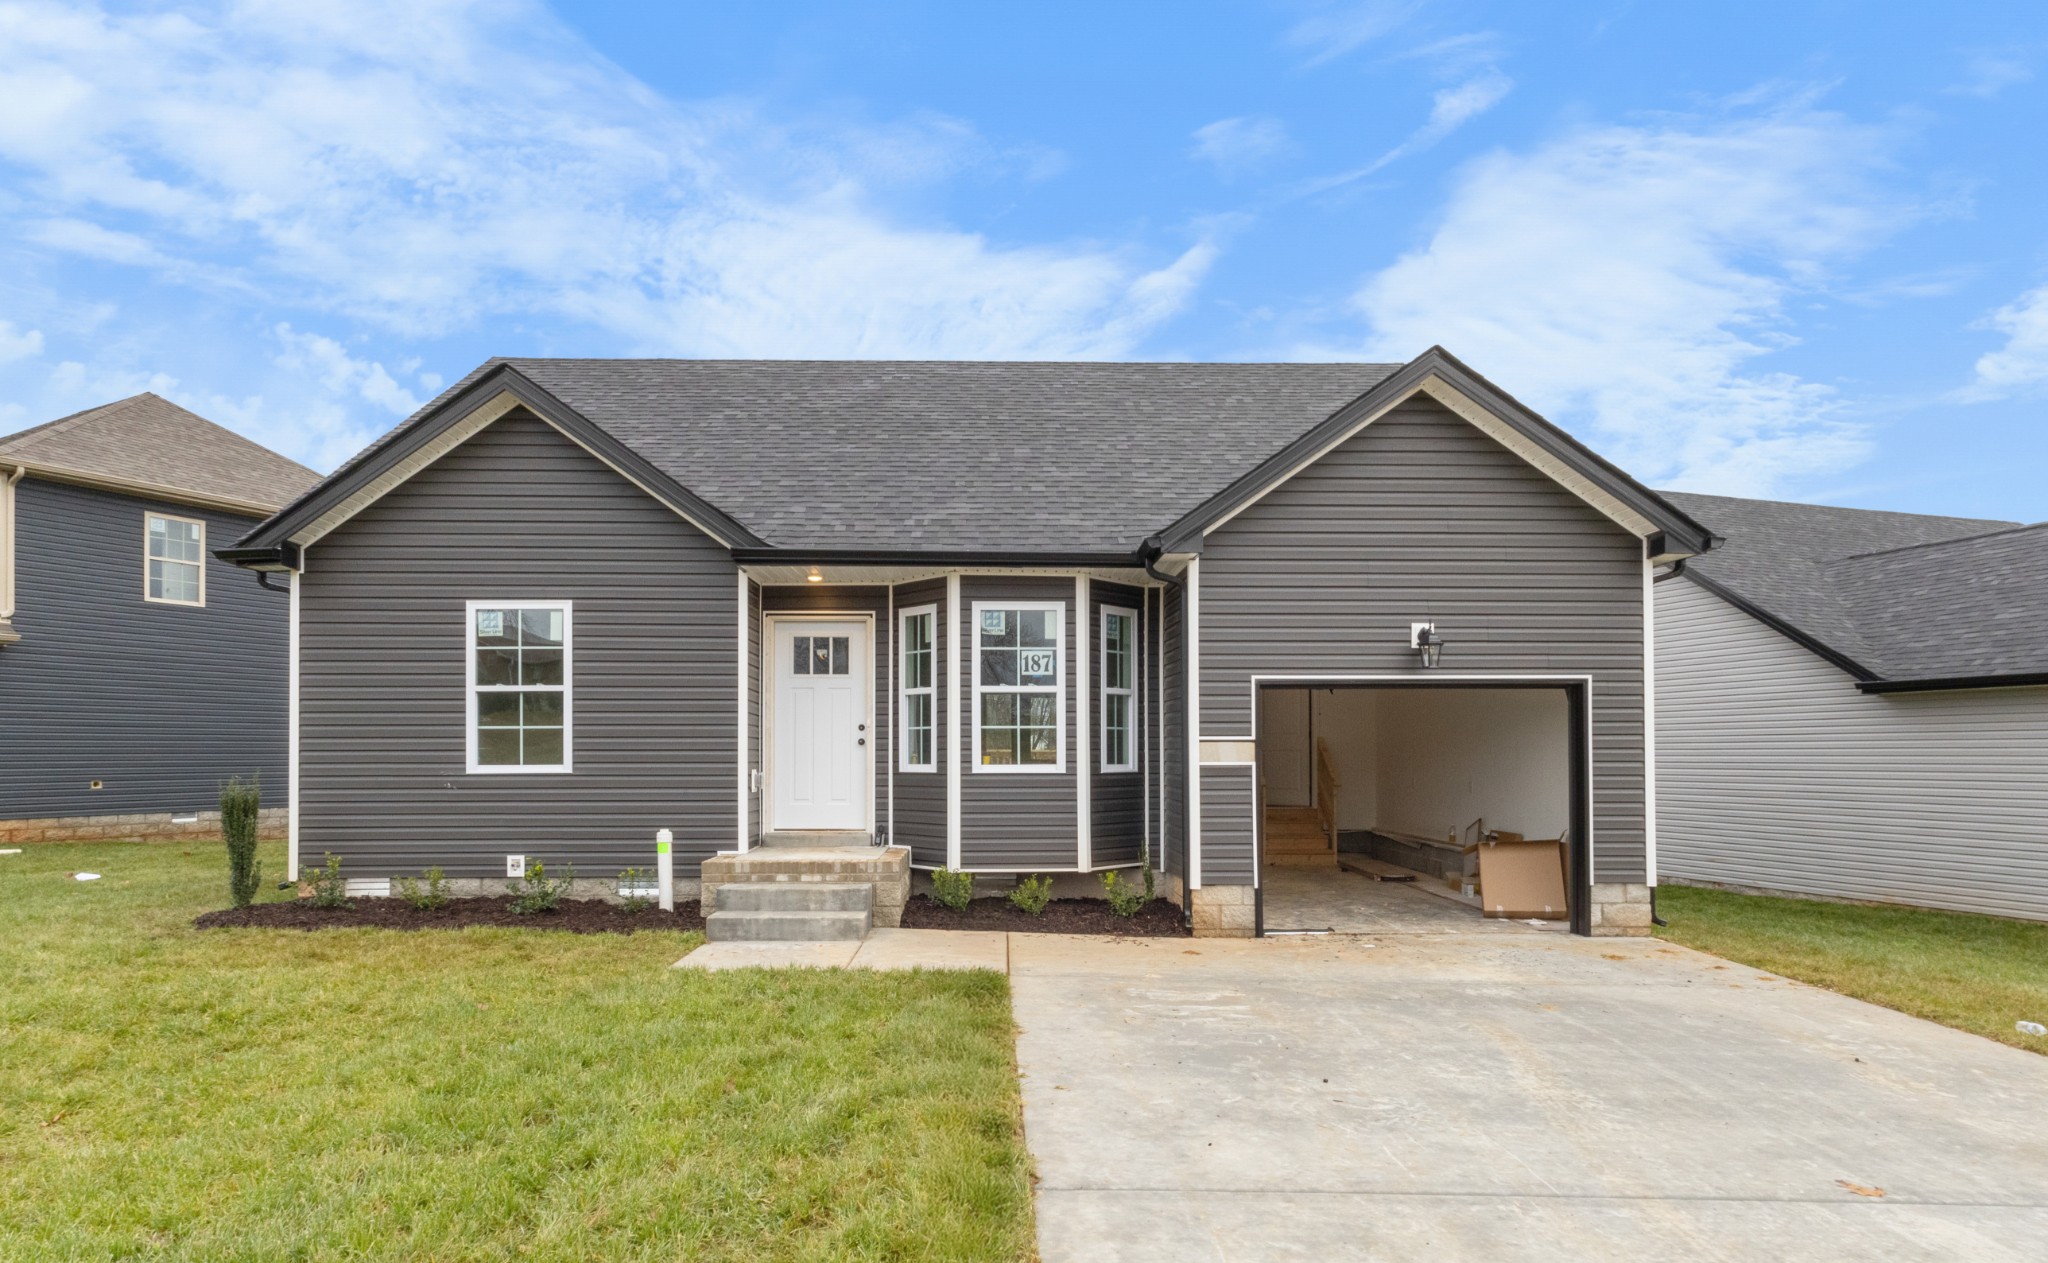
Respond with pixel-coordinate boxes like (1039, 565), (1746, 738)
(1, 1), (2044, 520)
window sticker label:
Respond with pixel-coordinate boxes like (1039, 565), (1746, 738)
(981, 610), (1008, 635)
(477, 610), (504, 638)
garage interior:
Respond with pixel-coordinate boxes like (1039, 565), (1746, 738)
(1257, 686), (1580, 934)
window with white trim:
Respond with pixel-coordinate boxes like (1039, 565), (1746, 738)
(973, 602), (1064, 770)
(467, 602), (572, 772)
(1100, 605), (1136, 772)
(145, 513), (205, 606)
(899, 604), (937, 772)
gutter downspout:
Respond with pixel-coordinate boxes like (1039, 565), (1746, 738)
(0, 463), (24, 644)
(1141, 538), (1194, 929)
(1647, 553), (1683, 924)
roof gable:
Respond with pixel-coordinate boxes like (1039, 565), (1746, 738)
(0, 393), (319, 514)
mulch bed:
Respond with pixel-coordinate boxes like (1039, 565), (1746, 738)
(899, 894), (1189, 936)
(194, 896), (705, 935)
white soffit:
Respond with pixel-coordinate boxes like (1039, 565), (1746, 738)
(1202, 375), (1658, 542)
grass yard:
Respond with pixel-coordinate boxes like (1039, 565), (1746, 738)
(0, 840), (1034, 1262)
(1655, 884), (2048, 1055)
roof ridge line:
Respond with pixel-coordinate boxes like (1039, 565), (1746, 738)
(1831, 518), (2048, 563)
(1661, 487), (2022, 526)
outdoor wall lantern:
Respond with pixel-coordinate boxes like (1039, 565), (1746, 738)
(1410, 621), (1445, 669)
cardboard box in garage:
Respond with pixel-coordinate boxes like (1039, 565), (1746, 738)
(1476, 839), (1568, 920)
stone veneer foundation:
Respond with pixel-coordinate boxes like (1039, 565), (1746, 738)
(1587, 883), (1655, 937)
(1, 807), (288, 845)
(699, 846), (911, 928)
(1190, 883), (1256, 938)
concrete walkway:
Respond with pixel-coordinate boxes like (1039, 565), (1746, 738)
(673, 926), (1010, 971)
(1010, 931), (2048, 1263)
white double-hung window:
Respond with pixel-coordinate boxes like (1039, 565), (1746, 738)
(1100, 605), (1137, 772)
(899, 604), (937, 772)
(467, 601), (572, 773)
(973, 602), (1064, 771)
(145, 513), (205, 606)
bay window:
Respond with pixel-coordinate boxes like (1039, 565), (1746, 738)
(899, 604), (936, 771)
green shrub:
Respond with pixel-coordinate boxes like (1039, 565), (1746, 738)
(1099, 869), (1145, 918)
(220, 775), (262, 909)
(930, 867), (974, 912)
(306, 853), (350, 909)
(507, 861), (573, 915)
(1008, 874), (1052, 916)
(616, 867), (655, 914)
(394, 866), (452, 911)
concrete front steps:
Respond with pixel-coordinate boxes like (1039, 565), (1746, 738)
(699, 840), (910, 942)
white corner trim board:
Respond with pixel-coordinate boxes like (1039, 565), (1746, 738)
(1641, 542), (1657, 887)
(1186, 556), (1202, 889)
(1075, 575), (1091, 869)
(287, 560), (301, 881)
(945, 572), (962, 870)
(736, 570), (750, 852)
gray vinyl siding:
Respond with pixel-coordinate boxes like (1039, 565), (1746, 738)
(1656, 576), (2048, 922)
(760, 585), (890, 834)
(0, 478), (286, 818)
(1163, 583), (1187, 879)
(300, 408), (739, 879)
(892, 578), (947, 866)
(1196, 398), (1648, 885)
(1090, 579), (1145, 866)
(1200, 764), (1257, 884)
(958, 575), (1080, 870)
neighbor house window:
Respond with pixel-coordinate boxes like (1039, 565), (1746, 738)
(144, 513), (205, 606)
(467, 601), (572, 773)
(899, 605), (937, 772)
(973, 602), (1063, 771)
(1101, 606), (1136, 772)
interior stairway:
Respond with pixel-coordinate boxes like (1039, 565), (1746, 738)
(1265, 805), (1338, 869)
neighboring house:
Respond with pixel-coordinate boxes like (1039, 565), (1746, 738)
(221, 348), (1715, 936)
(0, 394), (321, 842)
(1654, 491), (2048, 922)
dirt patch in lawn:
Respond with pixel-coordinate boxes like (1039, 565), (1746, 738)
(900, 895), (1188, 936)
(195, 896), (705, 934)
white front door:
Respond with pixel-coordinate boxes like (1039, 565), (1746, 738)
(769, 620), (870, 831)
(1260, 688), (1312, 807)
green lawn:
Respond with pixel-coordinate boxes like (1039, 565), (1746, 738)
(1654, 884), (2048, 1055)
(0, 840), (1034, 1262)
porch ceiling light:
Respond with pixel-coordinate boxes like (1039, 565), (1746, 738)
(805, 568), (823, 583)
(1410, 621), (1444, 669)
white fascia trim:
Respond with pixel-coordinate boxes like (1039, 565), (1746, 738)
(292, 389), (740, 552)
(737, 570), (750, 852)
(463, 598), (574, 775)
(945, 573), (962, 869)
(1075, 576), (1091, 869)
(897, 602), (939, 773)
(10, 463), (281, 518)
(968, 598), (1069, 775)
(1187, 556), (1202, 889)
(1641, 542), (1657, 887)
(0, 463), (23, 626)
(287, 558), (301, 881)
(1200, 375), (1659, 543)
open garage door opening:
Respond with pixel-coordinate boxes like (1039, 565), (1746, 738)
(1254, 681), (1592, 937)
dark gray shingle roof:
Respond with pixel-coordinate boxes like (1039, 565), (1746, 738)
(0, 393), (320, 513)
(1660, 490), (2045, 684)
(504, 359), (1403, 551)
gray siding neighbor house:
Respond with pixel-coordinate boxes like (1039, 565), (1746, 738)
(0, 394), (320, 842)
(222, 349), (1716, 936)
(1654, 492), (2048, 922)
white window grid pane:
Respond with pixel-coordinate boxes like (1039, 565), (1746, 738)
(1100, 609), (1136, 771)
(900, 608), (938, 771)
(974, 603), (1063, 772)
(472, 603), (571, 770)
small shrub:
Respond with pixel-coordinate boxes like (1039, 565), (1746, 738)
(394, 866), (451, 911)
(1100, 869), (1145, 918)
(616, 867), (656, 914)
(931, 867), (974, 912)
(1008, 873), (1053, 916)
(220, 775), (262, 908)
(507, 861), (573, 915)
(305, 853), (350, 909)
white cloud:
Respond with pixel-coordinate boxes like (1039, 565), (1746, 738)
(1948, 50), (2034, 98)
(1286, 1), (1426, 66)
(1339, 108), (1906, 495)
(0, 321), (44, 364)
(1964, 285), (2048, 398)
(273, 324), (423, 416)
(1190, 117), (1293, 175)
(0, 0), (1206, 360)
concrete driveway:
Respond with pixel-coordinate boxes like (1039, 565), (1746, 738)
(1011, 929), (2048, 1262)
